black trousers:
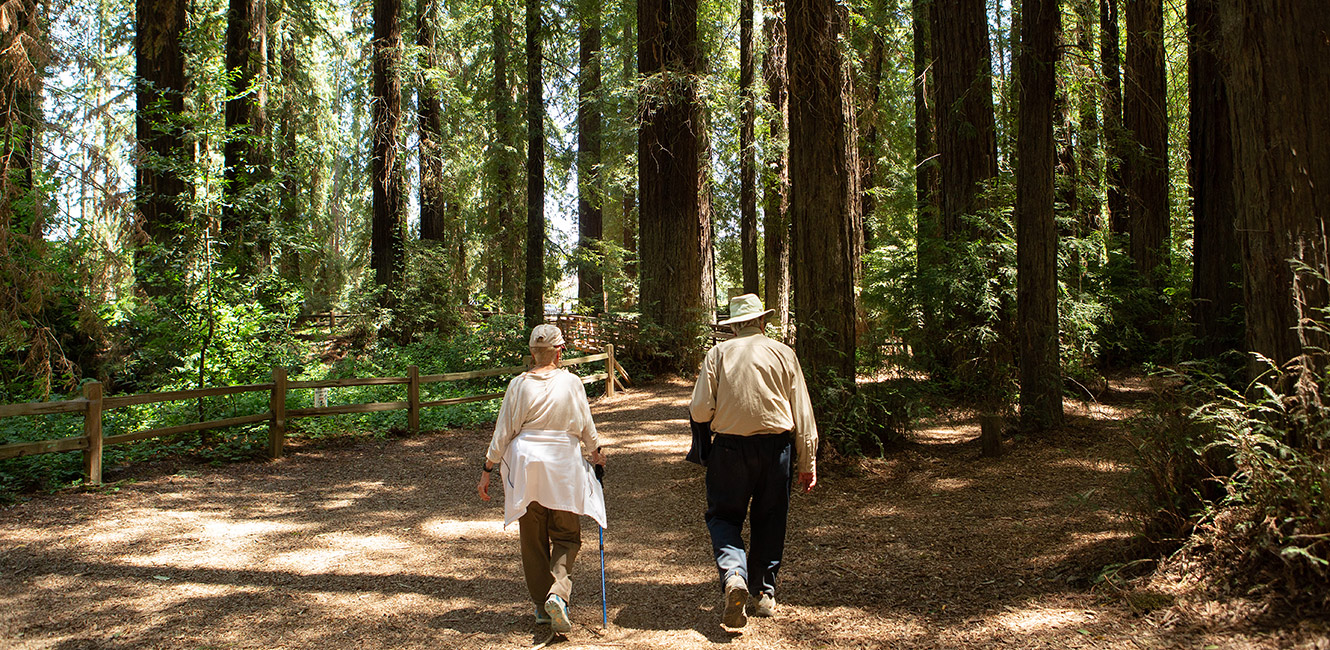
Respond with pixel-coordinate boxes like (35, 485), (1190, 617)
(704, 432), (793, 597)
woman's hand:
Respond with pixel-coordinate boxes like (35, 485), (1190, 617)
(477, 471), (492, 501)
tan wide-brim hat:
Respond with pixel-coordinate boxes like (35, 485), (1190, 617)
(529, 324), (566, 348)
(718, 293), (775, 326)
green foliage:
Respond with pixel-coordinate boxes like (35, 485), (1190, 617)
(1130, 352), (1330, 603)
(819, 377), (919, 458)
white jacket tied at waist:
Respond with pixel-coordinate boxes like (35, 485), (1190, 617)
(501, 429), (607, 530)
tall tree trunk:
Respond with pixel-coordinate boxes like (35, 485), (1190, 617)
(1124, 0), (1169, 288)
(639, 0), (712, 370)
(1187, 0), (1241, 357)
(913, 0), (941, 349)
(1100, 0), (1126, 236)
(371, 0), (405, 296)
(487, 0), (521, 311)
(577, 0), (605, 313)
(418, 0), (446, 244)
(925, 0), (998, 379)
(278, 40), (301, 281)
(739, 0), (758, 295)
(136, 0), (189, 296)
(1075, 0), (1101, 231)
(788, 0), (861, 389)
(1218, 0), (1329, 381)
(859, 7), (884, 250)
(524, 0), (546, 329)
(620, 11), (637, 308)
(930, 0), (998, 239)
(1017, 0), (1064, 431)
(223, 0), (268, 266)
(762, 11), (790, 338)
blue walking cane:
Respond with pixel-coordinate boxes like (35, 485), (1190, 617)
(594, 450), (607, 630)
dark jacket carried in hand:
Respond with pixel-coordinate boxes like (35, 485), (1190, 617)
(685, 418), (713, 466)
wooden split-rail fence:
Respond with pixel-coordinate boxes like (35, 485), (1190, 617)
(0, 346), (626, 486)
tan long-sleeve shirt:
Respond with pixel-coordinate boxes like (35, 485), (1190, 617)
(486, 368), (599, 465)
(689, 324), (818, 474)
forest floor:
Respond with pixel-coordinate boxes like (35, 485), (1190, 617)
(1, 376), (1327, 649)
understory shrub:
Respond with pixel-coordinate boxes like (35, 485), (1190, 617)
(1131, 355), (1330, 606)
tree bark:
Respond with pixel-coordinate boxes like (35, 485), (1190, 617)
(578, 0), (605, 313)
(1187, 0), (1242, 357)
(1100, 0), (1126, 236)
(277, 40), (301, 281)
(223, 0), (269, 263)
(1218, 0), (1330, 380)
(639, 0), (712, 369)
(1124, 0), (1169, 286)
(1017, 0), (1064, 431)
(930, 0), (998, 239)
(762, 11), (791, 338)
(739, 0), (758, 296)
(371, 0), (405, 295)
(859, 5), (885, 250)
(418, 0), (446, 244)
(487, 0), (521, 311)
(788, 0), (862, 388)
(525, 0), (546, 329)
(620, 12), (638, 308)
(914, 0), (942, 353)
(136, 0), (189, 296)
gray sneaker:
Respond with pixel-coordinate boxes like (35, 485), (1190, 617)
(722, 575), (748, 628)
(751, 593), (776, 617)
(544, 594), (571, 633)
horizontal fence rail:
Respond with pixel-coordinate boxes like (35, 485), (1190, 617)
(0, 346), (627, 485)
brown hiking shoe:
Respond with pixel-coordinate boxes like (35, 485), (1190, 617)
(722, 575), (748, 628)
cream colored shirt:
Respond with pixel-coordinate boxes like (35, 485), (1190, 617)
(486, 368), (599, 465)
(689, 324), (818, 474)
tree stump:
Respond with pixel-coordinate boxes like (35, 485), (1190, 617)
(980, 414), (1003, 457)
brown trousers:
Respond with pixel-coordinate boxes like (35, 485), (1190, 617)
(518, 501), (582, 609)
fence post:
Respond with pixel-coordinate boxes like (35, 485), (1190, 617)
(408, 365), (420, 434)
(270, 367), (287, 459)
(606, 345), (616, 398)
(82, 381), (103, 485)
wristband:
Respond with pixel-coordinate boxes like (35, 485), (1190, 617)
(482, 461), (495, 473)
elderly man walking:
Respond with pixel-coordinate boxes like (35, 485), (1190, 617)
(689, 293), (818, 628)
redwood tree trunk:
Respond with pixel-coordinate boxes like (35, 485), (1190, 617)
(1100, 0), (1126, 236)
(739, 0), (758, 295)
(619, 13), (637, 307)
(418, 0), (446, 244)
(762, 11), (791, 337)
(1017, 0), (1064, 431)
(136, 0), (189, 296)
(859, 11), (884, 249)
(788, 0), (862, 387)
(639, 0), (712, 369)
(1218, 0), (1330, 381)
(930, 0), (998, 238)
(487, 0), (521, 311)
(223, 0), (268, 261)
(1188, 0), (1242, 357)
(577, 0), (605, 313)
(371, 0), (405, 295)
(1124, 0), (1169, 285)
(525, 0), (546, 329)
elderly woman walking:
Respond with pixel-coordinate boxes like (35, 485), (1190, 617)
(477, 324), (607, 633)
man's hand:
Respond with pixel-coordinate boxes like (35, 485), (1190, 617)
(590, 447), (607, 466)
(477, 471), (492, 501)
(798, 471), (816, 493)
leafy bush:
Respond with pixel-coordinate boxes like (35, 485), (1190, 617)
(1130, 355), (1329, 605)
(817, 374), (919, 457)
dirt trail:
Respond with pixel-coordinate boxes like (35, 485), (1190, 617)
(0, 378), (1323, 649)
